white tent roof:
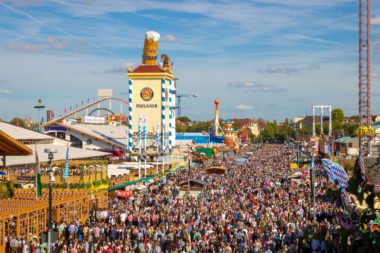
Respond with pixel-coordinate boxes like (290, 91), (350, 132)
(59, 123), (128, 146)
(3, 144), (110, 166)
(0, 122), (54, 141)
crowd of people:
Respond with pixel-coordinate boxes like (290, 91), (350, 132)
(6, 144), (352, 253)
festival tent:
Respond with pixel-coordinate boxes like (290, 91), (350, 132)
(0, 130), (32, 167)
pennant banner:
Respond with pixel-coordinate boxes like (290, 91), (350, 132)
(35, 144), (42, 197)
(63, 144), (69, 179)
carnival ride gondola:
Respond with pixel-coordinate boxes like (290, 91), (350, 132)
(192, 152), (208, 163)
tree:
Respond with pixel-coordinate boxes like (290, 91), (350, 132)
(10, 117), (26, 128)
(232, 122), (241, 130)
(260, 123), (276, 142)
(342, 122), (359, 136)
(332, 108), (345, 136)
(177, 116), (191, 124)
(332, 108), (345, 125)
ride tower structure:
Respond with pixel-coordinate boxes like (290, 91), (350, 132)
(358, 0), (372, 156)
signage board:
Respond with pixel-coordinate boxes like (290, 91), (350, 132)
(84, 116), (106, 124)
(17, 176), (35, 181)
(97, 89), (113, 97)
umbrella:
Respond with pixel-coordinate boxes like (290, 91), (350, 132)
(0, 171), (7, 176)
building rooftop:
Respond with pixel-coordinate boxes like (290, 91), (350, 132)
(132, 65), (163, 73)
(335, 136), (358, 144)
(0, 130), (33, 156)
(2, 143), (110, 167)
(0, 121), (54, 141)
(231, 118), (257, 125)
(57, 123), (128, 148)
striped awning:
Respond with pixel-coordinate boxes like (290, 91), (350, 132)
(0, 130), (33, 156)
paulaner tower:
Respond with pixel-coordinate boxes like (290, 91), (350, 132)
(127, 31), (176, 153)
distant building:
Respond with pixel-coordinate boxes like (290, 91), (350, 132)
(0, 121), (110, 167)
(46, 110), (54, 122)
(43, 121), (128, 153)
(294, 116), (329, 130)
(334, 136), (359, 156)
(231, 118), (260, 136)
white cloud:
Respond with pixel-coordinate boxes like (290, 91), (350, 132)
(163, 34), (177, 42)
(228, 81), (285, 92)
(236, 104), (253, 111)
(371, 16), (380, 25)
(104, 62), (136, 74)
(0, 89), (11, 94)
(6, 37), (69, 52)
(259, 65), (301, 74)
(258, 64), (320, 75)
(286, 34), (339, 45)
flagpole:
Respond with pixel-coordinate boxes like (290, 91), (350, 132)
(35, 143), (38, 200)
(143, 115), (147, 177)
(138, 114), (142, 179)
(156, 123), (159, 174)
(162, 123), (166, 174)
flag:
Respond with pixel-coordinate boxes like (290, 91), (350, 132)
(358, 156), (366, 181)
(322, 158), (349, 191)
(35, 144), (42, 197)
(321, 159), (337, 183)
(63, 144), (69, 179)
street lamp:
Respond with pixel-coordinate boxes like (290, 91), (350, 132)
(310, 148), (316, 222)
(44, 148), (57, 253)
(187, 144), (194, 192)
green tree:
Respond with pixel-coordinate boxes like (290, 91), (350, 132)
(332, 108), (345, 125)
(177, 116), (191, 124)
(260, 123), (276, 142)
(10, 117), (26, 128)
(232, 122), (241, 130)
(342, 122), (359, 136)
(332, 108), (345, 136)
(249, 132), (256, 142)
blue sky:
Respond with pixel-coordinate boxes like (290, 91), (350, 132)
(0, 0), (379, 122)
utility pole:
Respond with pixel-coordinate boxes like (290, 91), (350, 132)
(44, 148), (57, 253)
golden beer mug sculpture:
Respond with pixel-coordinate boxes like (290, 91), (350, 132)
(142, 31), (160, 65)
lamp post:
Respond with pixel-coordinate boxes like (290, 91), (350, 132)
(306, 146), (316, 222)
(187, 144), (193, 192)
(44, 148), (57, 253)
(310, 149), (316, 222)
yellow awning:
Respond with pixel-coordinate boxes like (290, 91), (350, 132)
(0, 130), (33, 156)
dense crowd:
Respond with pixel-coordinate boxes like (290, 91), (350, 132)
(6, 144), (350, 253)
